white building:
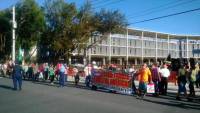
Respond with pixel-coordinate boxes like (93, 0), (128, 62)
(70, 28), (200, 66)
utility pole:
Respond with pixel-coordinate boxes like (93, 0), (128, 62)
(12, 6), (17, 62)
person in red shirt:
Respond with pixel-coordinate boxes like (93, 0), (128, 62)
(55, 63), (60, 81)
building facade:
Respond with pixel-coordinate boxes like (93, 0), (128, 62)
(70, 28), (200, 66)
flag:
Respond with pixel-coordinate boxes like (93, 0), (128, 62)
(164, 54), (171, 66)
(17, 44), (23, 61)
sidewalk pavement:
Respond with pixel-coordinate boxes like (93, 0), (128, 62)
(67, 76), (200, 96)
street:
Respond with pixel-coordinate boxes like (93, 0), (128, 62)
(0, 76), (199, 113)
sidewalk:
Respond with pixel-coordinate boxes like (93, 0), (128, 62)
(67, 76), (200, 96)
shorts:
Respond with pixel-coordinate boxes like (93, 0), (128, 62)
(178, 82), (186, 92)
(138, 81), (148, 91)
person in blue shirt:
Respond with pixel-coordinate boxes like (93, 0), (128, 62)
(59, 63), (65, 87)
(10, 61), (24, 91)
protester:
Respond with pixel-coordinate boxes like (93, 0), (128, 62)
(64, 63), (68, 82)
(188, 65), (196, 96)
(59, 62), (65, 87)
(129, 65), (137, 94)
(150, 61), (160, 96)
(39, 64), (43, 80)
(137, 63), (152, 98)
(74, 66), (79, 85)
(55, 62), (60, 81)
(112, 63), (118, 72)
(49, 64), (54, 84)
(175, 64), (193, 101)
(195, 63), (200, 88)
(72, 66), (78, 81)
(92, 61), (98, 69)
(10, 61), (24, 91)
(85, 64), (91, 87)
(28, 64), (33, 80)
(8, 61), (13, 78)
(108, 64), (113, 71)
(159, 64), (170, 95)
(33, 63), (39, 82)
(43, 63), (49, 82)
(24, 63), (29, 79)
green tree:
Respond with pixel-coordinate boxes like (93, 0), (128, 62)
(15, 0), (45, 52)
(42, 0), (128, 63)
(0, 8), (12, 61)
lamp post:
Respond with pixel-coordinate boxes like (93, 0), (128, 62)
(12, 6), (17, 62)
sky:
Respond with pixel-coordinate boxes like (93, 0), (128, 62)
(0, 0), (200, 35)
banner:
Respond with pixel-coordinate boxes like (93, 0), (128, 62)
(92, 70), (132, 95)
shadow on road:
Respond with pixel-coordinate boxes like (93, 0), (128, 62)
(136, 97), (200, 110)
(0, 85), (15, 91)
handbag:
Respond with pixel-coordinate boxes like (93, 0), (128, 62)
(39, 72), (43, 79)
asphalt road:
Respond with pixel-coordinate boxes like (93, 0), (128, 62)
(0, 76), (199, 113)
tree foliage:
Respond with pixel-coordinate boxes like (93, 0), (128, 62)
(15, 0), (45, 51)
(0, 0), (128, 62)
(43, 0), (128, 62)
(0, 9), (12, 60)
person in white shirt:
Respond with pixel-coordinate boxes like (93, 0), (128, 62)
(159, 64), (170, 95)
(84, 64), (91, 87)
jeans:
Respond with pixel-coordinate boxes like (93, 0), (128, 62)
(153, 79), (159, 94)
(132, 77), (137, 92)
(64, 74), (67, 82)
(59, 72), (65, 86)
(13, 76), (22, 90)
(86, 75), (91, 87)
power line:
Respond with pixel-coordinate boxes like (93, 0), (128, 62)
(128, 8), (200, 25)
(76, 0), (100, 6)
(126, 0), (183, 17)
(92, 0), (109, 6)
(128, 0), (196, 19)
(93, 0), (123, 9)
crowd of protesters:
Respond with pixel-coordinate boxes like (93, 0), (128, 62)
(1, 60), (200, 102)
(128, 62), (200, 102)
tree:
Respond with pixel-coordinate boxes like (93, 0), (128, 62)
(0, 8), (12, 61)
(42, 0), (77, 62)
(42, 0), (128, 63)
(15, 0), (45, 52)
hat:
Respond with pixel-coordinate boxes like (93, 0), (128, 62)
(15, 61), (19, 64)
(92, 61), (96, 65)
(113, 62), (117, 66)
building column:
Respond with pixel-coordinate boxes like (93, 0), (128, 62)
(148, 59), (151, 65)
(155, 33), (158, 62)
(126, 28), (129, 65)
(161, 59), (163, 65)
(141, 31), (144, 64)
(83, 58), (86, 65)
(135, 58), (137, 65)
(109, 33), (112, 65)
(167, 35), (170, 54)
(186, 37), (189, 59)
(119, 58), (122, 65)
(103, 57), (105, 65)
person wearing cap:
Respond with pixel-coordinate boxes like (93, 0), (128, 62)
(59, 63), (65, 87)
(10, 61), (24, 91)
(92, 61), (98, 69)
